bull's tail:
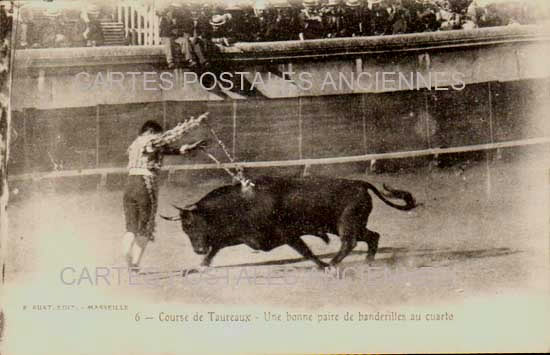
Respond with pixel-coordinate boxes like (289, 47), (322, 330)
(365, 182), (417, 211)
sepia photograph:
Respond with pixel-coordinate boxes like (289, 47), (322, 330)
(0, 0), (549, 353)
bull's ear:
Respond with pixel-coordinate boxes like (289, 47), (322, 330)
(172, 204), (197, 226)
(180, 209), (195, 226)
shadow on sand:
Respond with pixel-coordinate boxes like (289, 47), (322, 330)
(141, 247), (521, 279)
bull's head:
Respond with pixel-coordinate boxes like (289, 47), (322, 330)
(161, 204), (210, 255)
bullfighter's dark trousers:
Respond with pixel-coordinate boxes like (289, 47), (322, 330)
(123, 175), (159, 242)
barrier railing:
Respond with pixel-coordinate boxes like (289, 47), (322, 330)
(115, 0), (160, 46)
(8, 137), (550, 183)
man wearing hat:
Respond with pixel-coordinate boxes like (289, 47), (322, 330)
(322, 0), (345, 38)
(17, 3), (33, 48)
(50, 8), (73, 47)
(364, 0), (391, 35)
(81, 2), (105, 47)
(341, 0), (363, 37)
(265, 0), (300, 41)
(405, 0), (440, 33)
(250, 0), (271, 41)
(39, 7), (66, 48)
(188, 3), (212, 67)
(223, 2), (252, 42)
(420, 0), (441, 31)
(387, 0), (412, 34)
(210, 13), (236, 47)
(298, 0), (325, 40)
(159, 3), (195, 69)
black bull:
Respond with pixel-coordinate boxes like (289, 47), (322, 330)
(161, 176), (417, 268)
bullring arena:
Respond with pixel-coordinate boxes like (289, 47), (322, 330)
(4, 145), (549, 307)
(1, 1), (549, 353)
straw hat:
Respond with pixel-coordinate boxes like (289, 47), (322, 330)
(43, 7), (61, 16)
(345, 0), (361, 6)
(271, 0), (291, 8)
(303, 0), (319, 7)
(210, 14), (227, 26)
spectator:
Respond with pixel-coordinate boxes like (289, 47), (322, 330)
(0, 2), (12, 44)
(466, 0), (483, 24)
(435, 1), (454, 27)
(322, 0), (345, 38)
(447, 0), (473, 15)
(421, 0), (442, 31)
(224, 2), (253, 42)
(17, 3), (33, 48)
(196, 3), (214, 41)
(159, 3), (195, 69)
(341, 0), (363, 37)
(65, 4), (87, 48)
(477, 4), (504, 27)
(388, 0), (412, 34)
(185, 4), (211, 68)
(298, 0), (325, 40)
(364, 0), (391, 36)
(41, 7), (72, 48)
(14, 0), (549, 49)
(265, 0), (300, 41)
(210, 13), (236, 47)
(250, 0), (270, 41)
(81, 3), (104, 47)
(461, 14), (477, 29)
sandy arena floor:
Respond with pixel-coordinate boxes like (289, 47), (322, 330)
(2, 147), (549, 353)
(4, 147), (548, 306)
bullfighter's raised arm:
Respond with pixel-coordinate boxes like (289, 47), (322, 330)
(160, 140), (208, 155)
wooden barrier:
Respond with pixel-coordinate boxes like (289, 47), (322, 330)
(7, 136), (550, 183)
(8, 25), (550, 182)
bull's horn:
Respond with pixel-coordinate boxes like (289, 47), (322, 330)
(160, 215), (181, 221)
(172, 204), (197, 212)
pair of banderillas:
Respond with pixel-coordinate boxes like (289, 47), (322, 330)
(199, 120), (255, 188)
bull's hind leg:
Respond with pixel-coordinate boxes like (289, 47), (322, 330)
(330, 234), (357, 266)
(330, 220), (360, 266)
(330, 206), (365, 266)
(287, 238), (328, 269)
(360, 229), (380, 264)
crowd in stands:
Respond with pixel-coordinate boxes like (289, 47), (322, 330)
(159, 0), (549, 68)
(15, 0), (550, 55)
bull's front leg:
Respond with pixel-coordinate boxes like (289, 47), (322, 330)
(200, 246), (220, 267)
